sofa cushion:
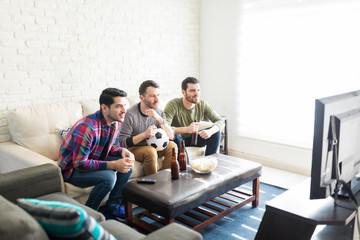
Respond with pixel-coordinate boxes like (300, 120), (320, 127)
(17, 198), (116, 240)
(58, 127), (72, 139)
(8, 102), (83, 160)
(0, 195), (48, 240)
(100, 220), (145, 240)
(37, 192), (105, 222)
(145, 222), (202, 240)
(80, 99), (99, 117)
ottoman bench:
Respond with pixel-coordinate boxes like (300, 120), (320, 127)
(123, 153), (262, 233)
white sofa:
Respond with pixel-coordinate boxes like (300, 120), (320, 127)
(0, 95), (209, 204)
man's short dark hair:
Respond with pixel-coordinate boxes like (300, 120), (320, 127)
(99, 88), (127, 108)
(139, 80), (159, 96)
(181, 77), (200, 91)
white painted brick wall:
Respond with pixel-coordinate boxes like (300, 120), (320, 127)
(0, 0), (200, 142)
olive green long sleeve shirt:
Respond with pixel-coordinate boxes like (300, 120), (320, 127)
(164, 97), (225, 139)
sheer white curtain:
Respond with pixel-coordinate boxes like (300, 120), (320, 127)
(237, 0), (360, 148)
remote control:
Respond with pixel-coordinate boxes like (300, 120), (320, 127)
(137, 178), (156, 184)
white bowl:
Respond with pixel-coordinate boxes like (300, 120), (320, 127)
(189, 156), (218, 174)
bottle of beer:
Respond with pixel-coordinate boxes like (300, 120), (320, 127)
(179, 140), (187, 170)
(171, 147), (179, 179)
(191, 120), (198, 145)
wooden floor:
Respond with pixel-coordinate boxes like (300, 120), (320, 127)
(260, 165), (309, 189)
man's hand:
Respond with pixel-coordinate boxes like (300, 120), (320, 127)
(145, 109), (162, 122)
(108, 158), (134, 173)
(199, 125), (220, 140)
(199, 129), (211, 139)
(107, 148), (135, 173)
(187, 122), (200, 133)
(144, 125), (157, 138)
(121, 148), (135, 161)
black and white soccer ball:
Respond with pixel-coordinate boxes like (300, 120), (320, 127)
(146, 128), (169, 151)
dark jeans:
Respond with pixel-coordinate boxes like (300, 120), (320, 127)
(66, 156), (133, 212)
(174, 130), (221, 161)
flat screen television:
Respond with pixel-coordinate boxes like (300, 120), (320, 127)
(310, 90), (360, 200)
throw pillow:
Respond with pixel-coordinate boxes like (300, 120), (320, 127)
(17, 198), (117, 240)
(57, 127), (71, 139)
(0, 196), (48, 240)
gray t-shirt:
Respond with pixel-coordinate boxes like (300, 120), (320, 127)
(119, 103), (167, 148)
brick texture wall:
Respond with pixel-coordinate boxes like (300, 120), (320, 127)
(0, 0), (200, 142)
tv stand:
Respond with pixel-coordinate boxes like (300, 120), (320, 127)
(336, 177), (360, 199)
(255, 178), (359, 240)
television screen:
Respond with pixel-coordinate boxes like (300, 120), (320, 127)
(310, 90), (360, 200)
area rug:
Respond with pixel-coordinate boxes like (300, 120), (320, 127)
(199, 182), (286, 240)
(132, 182), (286, 240)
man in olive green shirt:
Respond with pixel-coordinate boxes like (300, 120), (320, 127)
(164, 77), (225, 157)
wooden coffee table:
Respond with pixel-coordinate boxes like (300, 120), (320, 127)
(122, 153), (262, 233)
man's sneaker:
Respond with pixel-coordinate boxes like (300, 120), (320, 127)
(111, 205), (125, 218)
(102, 205), (125, 222)
(103, 213), (126, 223)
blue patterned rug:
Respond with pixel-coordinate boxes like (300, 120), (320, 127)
(199, 182), (286, 240)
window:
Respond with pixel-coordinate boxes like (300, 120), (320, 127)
(237, 0), (360, 148)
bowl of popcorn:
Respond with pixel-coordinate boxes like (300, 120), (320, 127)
(189, 156), (218, 174)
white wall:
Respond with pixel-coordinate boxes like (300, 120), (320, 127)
(200, 0), (240, 125)
(0, 0), (315, 175)
(199, 0), (241, 148)
(200, 0), (312, 175)
(0, 0), (201, 142)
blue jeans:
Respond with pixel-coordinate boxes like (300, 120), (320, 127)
(174, 130), (221, 160)
(66, 156), (133, 212)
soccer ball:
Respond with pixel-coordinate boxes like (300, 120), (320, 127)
(146, 128), (169, 151)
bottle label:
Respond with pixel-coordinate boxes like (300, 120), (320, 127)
(171, 161), (179, 179)
(179, 154), (186, 170)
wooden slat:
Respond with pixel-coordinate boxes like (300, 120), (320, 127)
(202, 202), (224, 213)
(184, 211), (208, 222)
(233, 187), (253, 196)
(218, 194), (241, 203)
(193, 206), (217, 217)
(175, 216), (198, 227)
(227, 190), (249, 199)
(211, 198), (233, 208)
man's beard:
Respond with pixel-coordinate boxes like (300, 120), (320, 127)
(185, 94), (198, 104)
(108, 111), (124, 122)
(144, 99), (157, 109)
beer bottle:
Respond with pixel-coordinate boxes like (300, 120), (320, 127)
(171, 147), (179, 179)
(191, 120), (198, 145)
(179, 140), (187, 170)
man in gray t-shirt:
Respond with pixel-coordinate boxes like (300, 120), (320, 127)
(119, 80), (177, 175)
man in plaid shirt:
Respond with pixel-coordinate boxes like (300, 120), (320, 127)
(58, 88), (135, 221)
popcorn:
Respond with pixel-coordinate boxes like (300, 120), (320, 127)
(190, 157), (218, 173)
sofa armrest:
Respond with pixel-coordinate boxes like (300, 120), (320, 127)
(141, 223), (202, 240)
(0, 164), (63, 203)
(0, 141), (57, 173)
